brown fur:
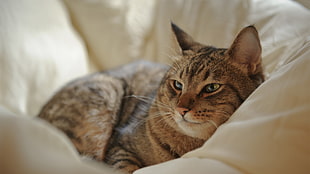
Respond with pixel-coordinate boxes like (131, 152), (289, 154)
(38, 23), (264, 173)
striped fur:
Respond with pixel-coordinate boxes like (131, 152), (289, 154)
(38, 24), (264, 173)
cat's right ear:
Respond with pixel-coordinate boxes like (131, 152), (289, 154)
(171, 22), (203, 55)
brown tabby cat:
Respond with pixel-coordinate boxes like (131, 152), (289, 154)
(38, 23), (264, 173)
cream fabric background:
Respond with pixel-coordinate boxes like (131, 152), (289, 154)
(0, 0), (309, 174)
(0, 0), (88, 117)
(63, 0), (157, 70)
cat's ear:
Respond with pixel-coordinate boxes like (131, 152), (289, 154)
(228, 26), (262, 75)
(171, 22), (203, 55)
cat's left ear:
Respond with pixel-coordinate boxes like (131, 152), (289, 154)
(228, 26), (262, 75)
(171, 22), (203, 55)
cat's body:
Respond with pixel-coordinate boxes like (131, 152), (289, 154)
(39, 24), (264, 173)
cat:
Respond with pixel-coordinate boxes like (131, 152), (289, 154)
(38, 23), (264, 173)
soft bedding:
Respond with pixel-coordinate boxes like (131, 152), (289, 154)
(0, 0), (309, 174)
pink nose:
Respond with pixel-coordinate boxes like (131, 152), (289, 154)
(176, 107), (190, 116)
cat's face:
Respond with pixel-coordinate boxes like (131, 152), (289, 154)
(156, 24), (264, 140)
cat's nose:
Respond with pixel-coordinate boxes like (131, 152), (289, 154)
(176, 107), (190, 116)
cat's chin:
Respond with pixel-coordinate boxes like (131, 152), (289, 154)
(174, 115), (217, 140)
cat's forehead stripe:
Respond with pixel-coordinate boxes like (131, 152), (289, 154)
(188, 59), (207, 79)
(175, 47), (227, 82)
(203, 70), (210, 81)
(195, 63), (205, 75)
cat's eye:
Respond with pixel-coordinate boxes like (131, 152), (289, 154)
(204, 83), (221, 93)
(173, 80), (183, 91)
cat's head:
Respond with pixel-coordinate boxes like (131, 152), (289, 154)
(156, 23), (264, 140)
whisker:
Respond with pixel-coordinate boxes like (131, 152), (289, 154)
(125, 95), (161, 107)
(126, 95), (174, 112)
(149, 110), (173, 123)
(123, 95), (175, 129)
(124, 95), (153, 104)
(134, 109), (171, 123)
(146, 111), (172, 121)
(207, 120), (218, 129)
(215, 110), (233, 119)
(152, 114), (173, 128)
(163, 52), (183, 72)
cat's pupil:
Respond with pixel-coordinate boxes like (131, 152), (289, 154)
(174, 80), (183, 90)
(204, 83), (221, 93)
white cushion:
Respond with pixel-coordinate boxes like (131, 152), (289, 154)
(0, 109), (117, 174)
(0, 0), (88, 117)
(63, 0), (157, 70)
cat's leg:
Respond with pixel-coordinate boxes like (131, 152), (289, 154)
(38, 74), (126, 160)
(105, 145), (142, 173)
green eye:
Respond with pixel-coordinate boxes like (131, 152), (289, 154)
(173, 80), (183, 91)
(204, 83), (221, 93)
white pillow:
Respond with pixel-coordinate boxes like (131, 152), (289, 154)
(63, 0), (156, 70)
(0, 0), (88, 117)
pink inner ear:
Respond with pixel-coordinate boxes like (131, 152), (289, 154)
(240, 31), (261, 64)
(229, 26), (262, 69)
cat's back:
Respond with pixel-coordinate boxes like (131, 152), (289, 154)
(40, 60), (168, 118)
(38, 60), (168, 160)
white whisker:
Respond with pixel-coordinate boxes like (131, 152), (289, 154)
(126, 95), (174, 112)
(215, 110), (232, 119)
(208, 120), (218, 129)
